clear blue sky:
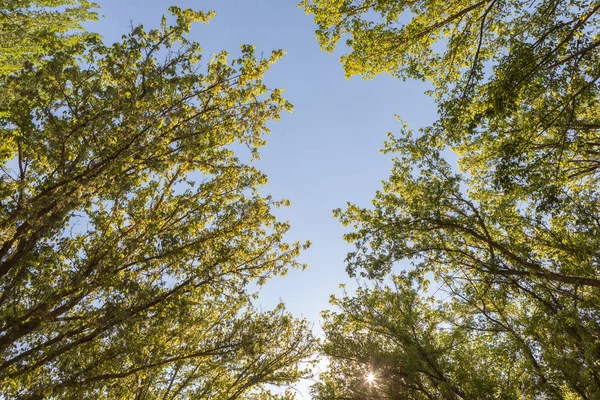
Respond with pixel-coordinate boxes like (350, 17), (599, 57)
(86, 0), (436, 393)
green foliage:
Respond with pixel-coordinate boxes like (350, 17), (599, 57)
(0, 1), (99, 77)
(314, 275), (600, 399)
(302, 0), (600, 192)
(304, 0), (600, 398)
(0, 5), (314, 398)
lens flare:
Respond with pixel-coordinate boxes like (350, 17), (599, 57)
(366, 372), (375, 384)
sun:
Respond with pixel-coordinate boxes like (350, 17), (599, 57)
(366, 372), (375, 384)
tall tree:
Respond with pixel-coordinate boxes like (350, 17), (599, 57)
(312, 138), (600, 397)
(303, 0), (600, 398)
(0, 5), (314, 398)
(313, 278), (555, 399)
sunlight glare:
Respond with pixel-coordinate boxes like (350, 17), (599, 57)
(366, 372), (375, 384)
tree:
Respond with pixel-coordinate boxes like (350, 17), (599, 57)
(312, 142), (600, 397)
(313, 278), (554, 399)
(303, 0), (600, 398)
(313, 138), (600, 397)
(0, 5), (314, 398)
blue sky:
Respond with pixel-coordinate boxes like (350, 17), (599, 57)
(86, 0), (436, 393)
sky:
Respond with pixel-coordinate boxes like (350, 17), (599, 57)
(86, 0), (436, 395)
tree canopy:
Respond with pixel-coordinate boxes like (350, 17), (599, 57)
(3, 0), (600, 397)
(0, 3), (314, 398)
(303, 0), (600, 398)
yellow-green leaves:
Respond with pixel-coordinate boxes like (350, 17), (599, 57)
(0, 5), (314, 399)
(307, 0), (600, 398)
(0, 1), (99, 78)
